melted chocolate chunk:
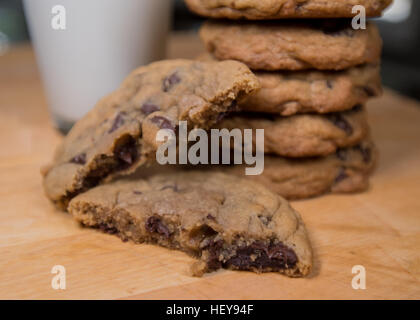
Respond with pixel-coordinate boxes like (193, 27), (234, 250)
(145, 216), (171, 239)
(204, 239), (297, 272)
(141, 102), (160, 115)
(66, 140), (139, 204)
(114, 137), (138, 169)
(327, 113), (353, 135)
(150, 116), (175, 131)
(108, 112), (127, 133)
(335, 168), (348, 183)
(205, 239), (224, 271)
(133, 190), (143, 195)
(226, 241), (298, 271)
(70, 153), (86, 165)
(162, 72), (181, 92)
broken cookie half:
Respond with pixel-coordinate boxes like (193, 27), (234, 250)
(41, 59), (260, 209)
(68, 171), (312, 277)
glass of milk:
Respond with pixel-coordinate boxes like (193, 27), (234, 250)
(23, 0), (172, 132)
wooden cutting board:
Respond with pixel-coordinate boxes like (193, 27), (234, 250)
(0, 36), (419, 299)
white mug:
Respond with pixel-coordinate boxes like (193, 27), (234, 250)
(24, 0), (172, 132)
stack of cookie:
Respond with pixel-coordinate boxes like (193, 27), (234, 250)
(186, 0), (392, 199)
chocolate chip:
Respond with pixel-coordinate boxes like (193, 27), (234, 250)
(117, 147), (135, 165)
(207, 214), (216, 220)
(354, 145), (372, 163)
(162, 72), (181, 92)
(133, 190), (143, 195)
(203, 238), (298, 272)
(150, 116), (175, 131)
(335, 168), (348, 183)
(145, 216), (171, 239)
(204, 239), (224, 271)
(226, 241), (298, 271)
(70, 153), (86, 165)
(326, 80), (333, 89)
(226, 255), (251, 270)
(327, 113), (353, 135)
(114, 137), (138, 168)
(267, 243), (298, 266)
(249, 241), (267, 253)
(160, 184), (179, 192)
(108, 112), (127, 133)
(141, 102), (160, 115)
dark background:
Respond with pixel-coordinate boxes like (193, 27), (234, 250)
(1, 0), (419, 101)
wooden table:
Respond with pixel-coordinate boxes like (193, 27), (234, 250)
(1, 34), (419, 300)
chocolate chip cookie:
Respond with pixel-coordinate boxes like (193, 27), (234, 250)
(200, 54), (382, 115)
(217, 106), (369, 157)
(242, 65), (382, 115)
(223, 140), (377, 199)
(68, 171), (313, 277)
(186, 0), (392, 19)
(200, 20), (382, 71)
(42, 59), (260, 209)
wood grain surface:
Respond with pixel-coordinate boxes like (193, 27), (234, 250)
(0, 34), (419, 300)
